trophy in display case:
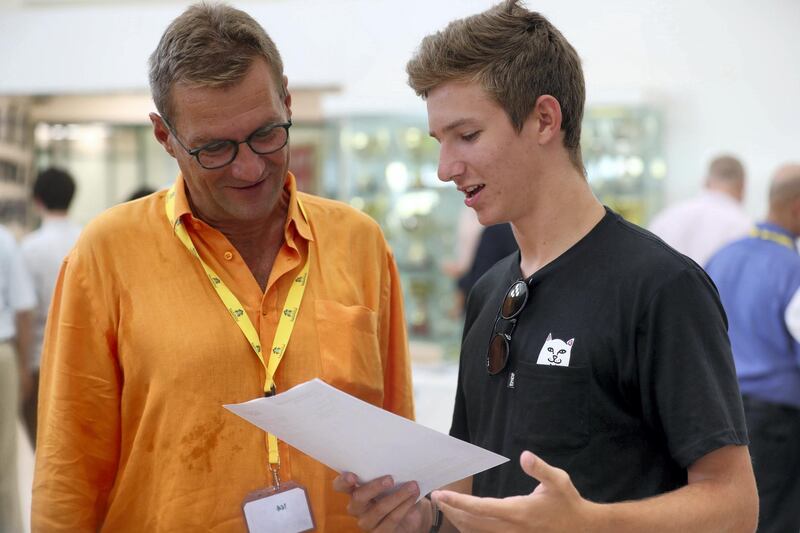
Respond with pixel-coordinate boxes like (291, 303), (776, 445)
(582, 105), (665, 226)
(334, 117), (463, 349)
(0, 97), (34, 235)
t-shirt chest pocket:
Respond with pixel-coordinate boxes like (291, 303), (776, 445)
(511, 361), (590, 452)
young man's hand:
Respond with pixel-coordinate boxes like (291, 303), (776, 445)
(333, 472), (429, 532)
(432, 451), (596, 533)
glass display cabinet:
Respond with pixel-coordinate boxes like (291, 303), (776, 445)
(329, 116), (465, 360)
(582, 106), (666, 225)
(30, 106), (665, 363)
(0, 97), (34, 235)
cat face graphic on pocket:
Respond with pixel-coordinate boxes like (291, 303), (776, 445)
(536, 333), (574, 367)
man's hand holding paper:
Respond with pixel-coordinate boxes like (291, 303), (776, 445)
(224, 378), (507, 505)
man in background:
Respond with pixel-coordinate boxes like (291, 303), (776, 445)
(649, 154), (751, 267)
(706, 163), (800, 533)
(0, 223), (35, 532)
(125, 185), (156, 202)
(20, 167), (81, 447)
(31, 3), (412, 531)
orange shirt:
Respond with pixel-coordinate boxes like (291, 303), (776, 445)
(32, 173), (414, 532)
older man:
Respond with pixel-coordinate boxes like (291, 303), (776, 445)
(31, 4), (413, 531)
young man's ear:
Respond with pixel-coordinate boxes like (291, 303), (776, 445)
(533, 95), (563, 146)
(150, 113), (176, 158)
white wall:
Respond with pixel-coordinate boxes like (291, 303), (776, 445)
(1, 0), (798, 217)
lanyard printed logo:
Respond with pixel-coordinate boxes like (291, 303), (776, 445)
(750, 227), (795, 250)
(165, 184), (311, 472)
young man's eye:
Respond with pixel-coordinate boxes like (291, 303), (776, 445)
(461, 131), (480, 142)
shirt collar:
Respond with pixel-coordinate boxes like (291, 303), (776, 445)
(40, 215), (74, 227)
(172, 171), (313, 243)
(757, 221), (796, 241)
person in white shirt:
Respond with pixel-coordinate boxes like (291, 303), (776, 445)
(0, 223), (36, 532)
(648, 155), (752, 267)
(20, 167), (81, 447)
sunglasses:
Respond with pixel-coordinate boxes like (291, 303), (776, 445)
(487, 279), (531, 375)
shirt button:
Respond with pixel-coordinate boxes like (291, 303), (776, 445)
(224, 251), (234, 260)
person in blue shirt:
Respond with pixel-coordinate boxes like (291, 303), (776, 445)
(706, 162), (800, 533)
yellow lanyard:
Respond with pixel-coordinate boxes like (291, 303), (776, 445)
(750, 227), (795, 250)
(165, 184), (310, 483)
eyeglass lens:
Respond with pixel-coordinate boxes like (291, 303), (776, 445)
(197, 125), (289, 169)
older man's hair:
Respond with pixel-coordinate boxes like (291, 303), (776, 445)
(406, 0), (586, 172)
(707, 155), (745, 185)
(769, 164), (800, 208)
(149, 2), (285, 121)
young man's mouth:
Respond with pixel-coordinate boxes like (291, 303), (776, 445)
(464, 184), (485, 199)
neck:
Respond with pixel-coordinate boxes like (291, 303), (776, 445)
(193, 189), (290, 291)
(43, 210), (69, 220)
(512, 169), (605, 278)
(706, 181), (742, 203)
(765, 211), (796, 238)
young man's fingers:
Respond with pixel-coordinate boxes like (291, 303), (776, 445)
(375, 487), (423, 532)
(520, 450), (571, 491)
(432, 489), (509, 520)
(332, 472), (358, 494)
(346, 475), (395, 516)
(436, 498), (505, 533)
(357, 481), (419, 531)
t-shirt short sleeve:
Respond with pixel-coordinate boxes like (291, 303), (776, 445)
(636, 267), (748, 468)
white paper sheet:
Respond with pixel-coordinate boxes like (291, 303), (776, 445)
(224, 378), (508, 501)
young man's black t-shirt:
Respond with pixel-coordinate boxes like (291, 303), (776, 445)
(451, 208), (748, 502)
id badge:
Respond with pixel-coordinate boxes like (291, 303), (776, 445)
(242, 481), (315, 533)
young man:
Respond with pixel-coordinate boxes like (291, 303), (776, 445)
(335, 2), (758, 531)
(20, 167), (82, 447)
(31, 4), (413, 531)
(706, 163), (800, 533)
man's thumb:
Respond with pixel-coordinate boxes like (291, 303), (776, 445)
(520, 450), (559, 486)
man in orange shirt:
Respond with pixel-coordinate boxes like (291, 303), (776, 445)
(31, 4), (413, 532)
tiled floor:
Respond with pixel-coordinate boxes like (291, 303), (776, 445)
(14, 363), (458, 532)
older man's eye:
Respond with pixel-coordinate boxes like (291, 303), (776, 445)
(252, 127), (278, 140)
(202, 141), (231, 154)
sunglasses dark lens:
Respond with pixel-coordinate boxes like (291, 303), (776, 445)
(501, 280), (528, 319)
(487, 334), (510, 375)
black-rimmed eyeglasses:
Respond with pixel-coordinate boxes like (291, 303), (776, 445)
(161, 116), (292, 170)
(487, 278), (531, 375)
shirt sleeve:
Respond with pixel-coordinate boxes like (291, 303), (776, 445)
(635, 268), (748, 469)
(31, 247), (121, 532)
(7, 238), (36, 312)
(783, 285), (800, 366)
(378, 247), (415, 420)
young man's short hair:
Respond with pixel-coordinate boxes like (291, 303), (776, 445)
(33, 167), (76, 211)
(406, 0), (585, 171)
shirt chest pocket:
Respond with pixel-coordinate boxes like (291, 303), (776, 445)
(315, 299), (384, 406)
(511, 362), (590, 453)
